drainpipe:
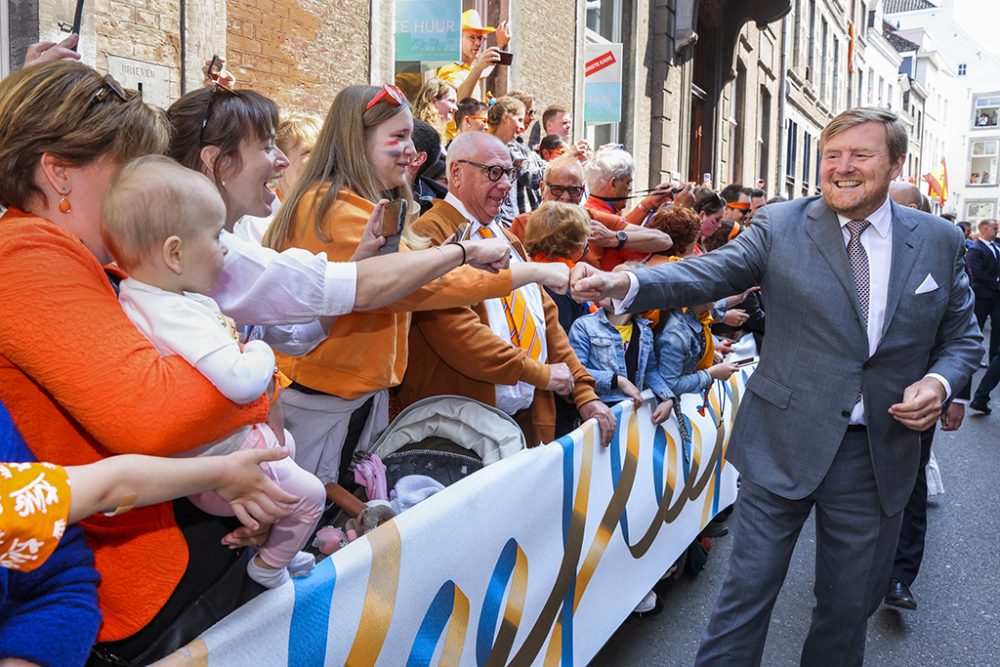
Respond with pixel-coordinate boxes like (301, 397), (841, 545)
(776, 11), (790, 195)
(179, 0), (186, 95)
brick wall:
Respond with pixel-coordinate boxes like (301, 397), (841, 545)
(511, 0), (577, 118)
(94, 0), (183, 100)
(226, 0), (372, 116)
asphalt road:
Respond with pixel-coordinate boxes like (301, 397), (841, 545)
(594, 366), (1000, 667)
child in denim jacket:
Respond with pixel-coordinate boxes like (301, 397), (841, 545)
(655, 301), (738, 398)
(569, 266), (674, 423)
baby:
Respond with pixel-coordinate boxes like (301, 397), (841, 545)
(101, 155), (326, 588)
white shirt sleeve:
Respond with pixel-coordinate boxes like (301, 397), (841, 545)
(257, 319), (330, 356)
(209, 231), (357, 326)
(924, 372), (953, 402)
(611, 271), (641, 314)
(194, 339), (276, 404)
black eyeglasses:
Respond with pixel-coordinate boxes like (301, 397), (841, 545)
(199, 81), (242, 147)
(457, 159), (520, 182)
(545, 182), (585, 199)
(85, 74), (130, 115)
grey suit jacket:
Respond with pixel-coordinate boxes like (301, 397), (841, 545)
(630, 196), (982, 515)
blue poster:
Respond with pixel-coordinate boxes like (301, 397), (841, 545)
(584, 43), (623, 124)
(395, 0), (462, 62)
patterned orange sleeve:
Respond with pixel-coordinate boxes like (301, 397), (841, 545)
(0, 462), (71, 572)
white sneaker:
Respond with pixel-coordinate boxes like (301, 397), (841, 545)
(633, 590), (658, 614)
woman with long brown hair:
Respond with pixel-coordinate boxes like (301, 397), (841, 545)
(263, 84), (568, 493)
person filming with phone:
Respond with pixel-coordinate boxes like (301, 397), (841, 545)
(436, 10), (510, 103)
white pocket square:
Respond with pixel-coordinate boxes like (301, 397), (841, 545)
(915, 274), (939, 295)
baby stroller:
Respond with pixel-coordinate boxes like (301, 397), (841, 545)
(313, 396), (526, 552)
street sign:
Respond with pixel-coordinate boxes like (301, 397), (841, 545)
(395, 0), (462, 63)
(106, 56), (170, 109)
(584, 43), (623, 124)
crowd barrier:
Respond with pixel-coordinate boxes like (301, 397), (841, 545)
(157, 365), (754, 666)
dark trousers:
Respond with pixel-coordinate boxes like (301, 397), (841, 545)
(891, 426), (935, 586)
(974, 293), (1000, 361)
(694, 429), (903, 667)
(974, 351), (1000, 404)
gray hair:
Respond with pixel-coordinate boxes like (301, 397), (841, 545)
(584, 148), (634, 191)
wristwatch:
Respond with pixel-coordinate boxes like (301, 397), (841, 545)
(615, 230), (628, 250)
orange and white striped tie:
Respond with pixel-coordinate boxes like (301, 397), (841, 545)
(478, 226), (543, 360)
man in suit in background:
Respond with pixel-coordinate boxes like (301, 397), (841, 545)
(570, 108), (982, 666)
(968, 219), (1000, 359)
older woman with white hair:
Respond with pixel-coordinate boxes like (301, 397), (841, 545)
(581, 147), (674, 269)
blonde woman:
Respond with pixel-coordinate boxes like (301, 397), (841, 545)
(412, 78), (458, 136)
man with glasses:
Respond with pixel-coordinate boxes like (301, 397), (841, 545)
(399, 132), (618, 447)
(436, 10), (510, 103)
(582, 147), (675, 270)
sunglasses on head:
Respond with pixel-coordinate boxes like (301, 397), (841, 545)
(366, 83), (406, 112)
(85, 74), (130, 116)
(199, 80), (242, 147)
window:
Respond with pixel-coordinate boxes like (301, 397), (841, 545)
(820, 19), (829, 101)
(793, 0), (802, 68)
(973, 94), (1000, 128)
(759, 86), (772, 186)
(585, 0), (626, 148)
(887, 84), (893, 110)
(832, 39), (840, 112)
(807, 0), (816, 80)
(968, 139), (999, 186)
(958, 64), (967, 76)
(866, 68), (874, 104)
(0, 0), (8, 80)
(786, 120), (798, 179)
(966, 200), (997, 226)
(803, 134), (813, 189)
(815, 144), (822, 195)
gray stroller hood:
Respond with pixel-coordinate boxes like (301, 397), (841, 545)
(367, 395), (527, 490)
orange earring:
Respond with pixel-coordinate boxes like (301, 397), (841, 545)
(58, 196), (72, 214)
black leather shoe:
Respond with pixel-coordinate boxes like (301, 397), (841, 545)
(701, 521), (729, 538)
(884, 579), (917, 610)
(970, 400), (992, 415)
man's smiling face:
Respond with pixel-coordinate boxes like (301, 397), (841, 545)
(820, 121), (903, 220)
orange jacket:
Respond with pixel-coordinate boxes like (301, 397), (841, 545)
(399, 200), (599, 445)
(0, 210), (266, 641)
(273, 188), (513, 398)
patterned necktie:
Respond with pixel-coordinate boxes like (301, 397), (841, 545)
(478, 226), (543, 360)
(846, 219), (872, 327)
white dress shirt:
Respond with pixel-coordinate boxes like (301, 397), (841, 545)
(616, 197), (952, 422)
(444, 192), (547, 415)
(210, 229), (357, 326)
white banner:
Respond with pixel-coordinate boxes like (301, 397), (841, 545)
(157, 367), (752, 666)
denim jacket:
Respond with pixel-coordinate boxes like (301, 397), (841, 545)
(568, 309), (671, 402)
(655, 308), (713, 397)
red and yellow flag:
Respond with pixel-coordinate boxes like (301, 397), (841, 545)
(922, 158), (948, 204)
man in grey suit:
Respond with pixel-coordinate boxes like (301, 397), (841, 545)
(571, 108), (982, 666)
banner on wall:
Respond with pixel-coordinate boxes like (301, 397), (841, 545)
(157, 369), (751, 666)
(395, 0), (463, 63)
(584, 42), (623, 124)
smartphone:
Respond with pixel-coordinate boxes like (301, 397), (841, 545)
(378, 199), (406, 255)
(70, 0), (85, 50)
(732, 357), (758, 368)
(497, 51), (514, 66)
(206, 54), (222, 82)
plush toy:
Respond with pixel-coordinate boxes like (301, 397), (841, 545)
(311, 503), (397, 556)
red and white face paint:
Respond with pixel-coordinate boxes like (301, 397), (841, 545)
(367, 107), (416, 191)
